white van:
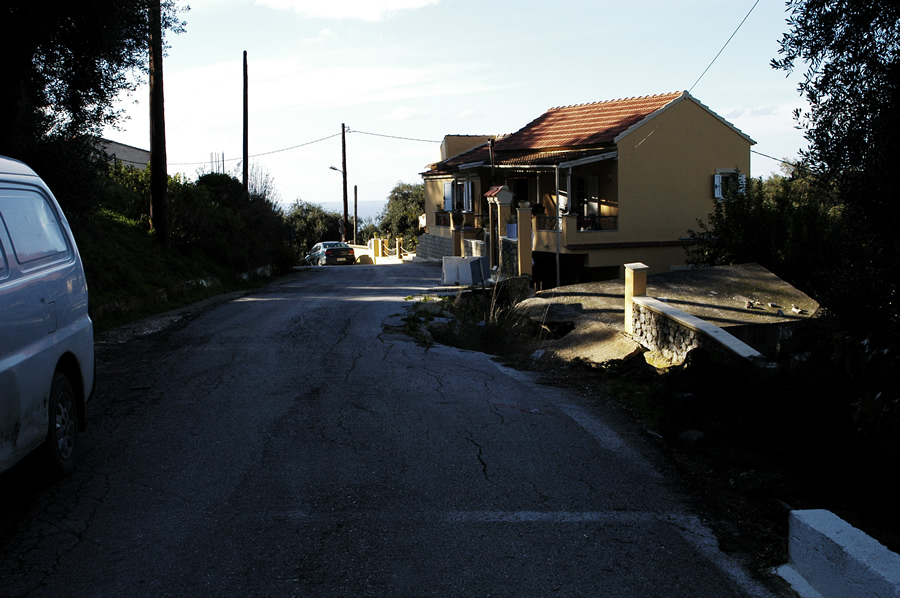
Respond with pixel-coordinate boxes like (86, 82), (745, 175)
(0, 155), (94, 475)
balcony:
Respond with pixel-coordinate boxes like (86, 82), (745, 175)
(434, 211), (485, 229)
(536, 214), (618, 232)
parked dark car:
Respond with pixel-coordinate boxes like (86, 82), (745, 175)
(305, 242), (355, 266)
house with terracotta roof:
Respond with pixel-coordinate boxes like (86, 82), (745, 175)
(419, 91), (754, 288)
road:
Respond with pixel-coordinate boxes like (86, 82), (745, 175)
(0, 262), (778, 597)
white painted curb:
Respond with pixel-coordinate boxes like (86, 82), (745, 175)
(776, 509), (900, 598)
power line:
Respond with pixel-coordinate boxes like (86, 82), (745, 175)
(631, 1), (760, 153)
(689, 0), (760, 93)
(252, 132), (342, 158)
(349, 129), (440, 143)
(168, 132), (342, 167)
(752, 149), (793, 165)
(166, 128), (437, 168)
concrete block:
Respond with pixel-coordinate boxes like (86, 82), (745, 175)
(442, 257), (461, 285)
(466, 257), (489, 285)
(781, 509), (900, 598)
(442, 256), (487, 286)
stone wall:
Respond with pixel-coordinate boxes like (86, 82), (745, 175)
(626, 263), (766, 366)
(500, 238), (518, 277)
(416, 233), (452, 260)
(464, 239), (486, 257)
(632, 302), (715, 363)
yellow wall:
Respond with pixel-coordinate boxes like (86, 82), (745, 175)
(584, 245), (689, 276)
(440, 135), (494, 161)
(424, 177), (449, 231)
(614, 96), (751, 244)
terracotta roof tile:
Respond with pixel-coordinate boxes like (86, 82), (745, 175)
(423, 91), (698, 175)
(496, 91), (684, 151)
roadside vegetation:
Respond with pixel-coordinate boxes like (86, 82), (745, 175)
(1, 0), (428, 331)
(75, 166), (425, 331)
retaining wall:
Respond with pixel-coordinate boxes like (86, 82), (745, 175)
(500, 237), (518, 278)
(416, 233), (453, 260)
(631, 296), (765, 365)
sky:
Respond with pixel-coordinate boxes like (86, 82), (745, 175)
(105, 0), (810, 221)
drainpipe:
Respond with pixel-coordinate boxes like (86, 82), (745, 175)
(489, 139), (496, 186)
(555, 165), (561, 289)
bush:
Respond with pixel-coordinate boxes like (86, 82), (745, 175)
(686, 168), (842, 307)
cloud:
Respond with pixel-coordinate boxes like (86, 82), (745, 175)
(724, 105), (786, 120)
(255, 0), (439, 21)
(382, 106), (430, 121)
(301, 28), (338, 44)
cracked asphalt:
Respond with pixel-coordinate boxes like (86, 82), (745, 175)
(0, 263), (781, 597)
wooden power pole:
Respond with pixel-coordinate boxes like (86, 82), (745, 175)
(243, 51), (249, 195)
(149, 0), (170, 246)
(341, 123), (349, 243)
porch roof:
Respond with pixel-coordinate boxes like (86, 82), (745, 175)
(428, 146), (618, 174)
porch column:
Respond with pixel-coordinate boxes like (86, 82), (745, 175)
(517, 208), (532, 277)
(499, 204), (512, 236)
(451, 227), (462, 257)
(486, 200), (497, 269)
(484, 186), (513, 272)
(624, 262), (648, 335)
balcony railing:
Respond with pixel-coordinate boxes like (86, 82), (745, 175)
(536, 216), (559, 231)
(434, 211), (485, 228)
(577, 216), (618, 231)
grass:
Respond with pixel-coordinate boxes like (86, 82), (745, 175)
(71, 210), (260, 332)
(421, 287), (541, 357)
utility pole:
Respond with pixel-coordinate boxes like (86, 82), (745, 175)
(341, 123), (349, 243)
(353, 184), (358, 245)
(149, 0), (169, 247)
(242, 50), (249, 196)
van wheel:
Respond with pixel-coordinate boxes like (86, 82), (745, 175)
(44, 372), (78, 474)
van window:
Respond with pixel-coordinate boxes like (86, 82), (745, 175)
(0, 190), (69, 264)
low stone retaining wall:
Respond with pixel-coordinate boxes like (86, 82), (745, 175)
(464, 239), (486, 257)
(500, 237), (518, 278)
(631, 296), (765, 365)
(416, 233), (453, 260)
(631, 301), (706, 363)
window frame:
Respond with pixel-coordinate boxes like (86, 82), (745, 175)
(0, 186), (72, 273)
(713, 169), (746, 200)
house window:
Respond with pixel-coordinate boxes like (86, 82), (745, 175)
(455, 180), (474, 212)
(713, 169), (746, 199)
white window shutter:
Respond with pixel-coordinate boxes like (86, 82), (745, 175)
(443, 182), (453, 211)
(738, 174), (746, 193)
(713, 174), (723, 199)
